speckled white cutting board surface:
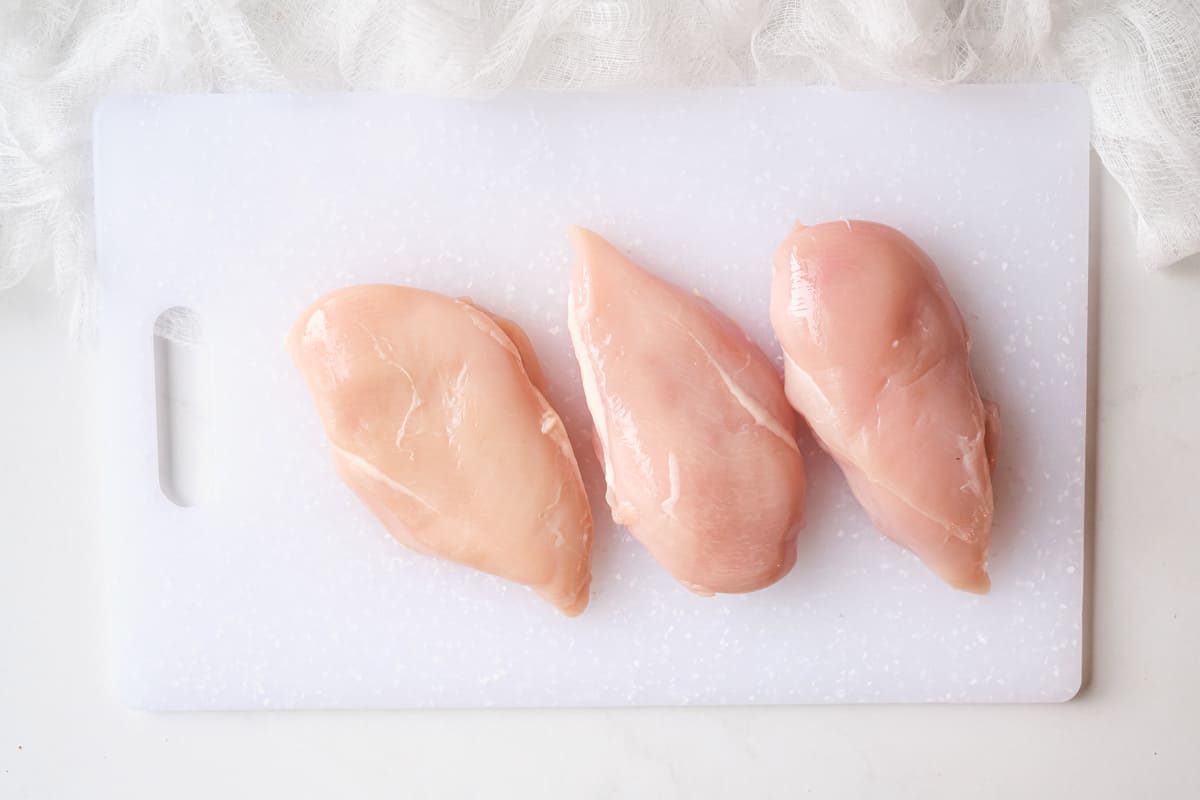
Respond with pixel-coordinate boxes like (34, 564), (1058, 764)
(94, 85), (1088, 709)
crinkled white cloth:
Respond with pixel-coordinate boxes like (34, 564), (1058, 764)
(2, 0), (1198, 334)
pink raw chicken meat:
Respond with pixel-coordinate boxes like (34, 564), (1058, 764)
(567, 226), (807, 595)
(288, 285), (593, 616)
(769, 221), (999, 593)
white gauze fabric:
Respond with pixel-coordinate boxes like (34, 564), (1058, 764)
(2, 0), (1198, 336)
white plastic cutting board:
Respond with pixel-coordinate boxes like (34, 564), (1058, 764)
(94, 85), (1089, 709)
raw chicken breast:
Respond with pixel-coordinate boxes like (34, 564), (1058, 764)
(567, 227), (806, 595)
(769, 221), (999, 593)
(288, 285), (592, 615)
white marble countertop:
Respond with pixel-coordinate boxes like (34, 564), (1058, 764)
(1, 158), (1197, 798)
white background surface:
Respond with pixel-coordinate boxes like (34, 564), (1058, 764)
(1, 155), (1198, 796)
(94, 88), (1086, 709)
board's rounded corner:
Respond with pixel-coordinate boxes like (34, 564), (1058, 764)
(114, 677), (158, 712)
(92, 95), (150, 146)
(1057, 82), (1092, 126)
(1051, 671), (1086, 703)
(92, 96), (121, 139)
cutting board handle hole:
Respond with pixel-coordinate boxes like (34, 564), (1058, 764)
(153, 307), (209, 508)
